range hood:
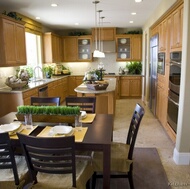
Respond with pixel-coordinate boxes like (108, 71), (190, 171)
(92, 41), (116, 53)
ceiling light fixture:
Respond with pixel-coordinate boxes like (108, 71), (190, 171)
(36, 17), (40, 20)
(129, 21), (134, 23)
(135, 0), (143, 2)
(51, 3), (58, 7)
(131, 12), (136, 15)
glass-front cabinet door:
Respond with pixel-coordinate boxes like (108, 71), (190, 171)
(78, 36), (92, 61)
(116, 36), (131, 61)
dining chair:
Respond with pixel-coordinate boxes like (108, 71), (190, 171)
(65, 96), (96, 113)
(91, 103), (145, 189)
(30, 96), (61, 106)
(0, 132), (28, 189)
(17, 133), (94, 189)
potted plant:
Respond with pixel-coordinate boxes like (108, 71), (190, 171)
(126, 61), (142, 75)
(43, 66), (53, 78)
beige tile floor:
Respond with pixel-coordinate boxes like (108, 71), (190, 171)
(113, 99), (190, 189)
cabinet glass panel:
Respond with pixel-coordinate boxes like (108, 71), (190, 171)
(78, 39), (91, 60)
(117, 38), (131, 59)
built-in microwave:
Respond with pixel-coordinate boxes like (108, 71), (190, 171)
(157, 52), (165, 75)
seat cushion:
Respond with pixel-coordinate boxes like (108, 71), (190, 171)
(92, 143), (133, 172)
(0, 155), (29, 189)
(31, 160), (93, 189)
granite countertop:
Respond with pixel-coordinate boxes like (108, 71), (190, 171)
(74, 78), (116, 94)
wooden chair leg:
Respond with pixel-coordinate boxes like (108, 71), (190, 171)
(91, 172), (97, 189)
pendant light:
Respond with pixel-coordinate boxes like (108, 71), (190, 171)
(93, 1), (101, 58)
(97, 10), (105, 58)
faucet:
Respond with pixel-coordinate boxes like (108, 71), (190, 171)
(33, 66), (43, 81)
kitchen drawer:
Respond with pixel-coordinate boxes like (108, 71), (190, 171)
(23, 88), (38, 99)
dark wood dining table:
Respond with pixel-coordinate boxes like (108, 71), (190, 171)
(0, 112), (113, 189)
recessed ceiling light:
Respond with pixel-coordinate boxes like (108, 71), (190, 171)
(75, 23), (79, 25)
(135, 0), (143, 2)
(36, 17), (40, 20)
(129, 21), (134, 23)
(131, 12), (136, 15)
(51, 3), (58, 7)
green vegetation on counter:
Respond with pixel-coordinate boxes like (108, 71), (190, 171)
(126, 61), (142, 75)
(17, 105), (80, 115)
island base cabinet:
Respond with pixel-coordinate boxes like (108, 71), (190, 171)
(77, 91), (115, 115)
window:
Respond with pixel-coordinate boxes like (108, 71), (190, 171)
(21, 32), (43, 78)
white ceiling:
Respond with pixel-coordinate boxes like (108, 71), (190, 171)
(0, 0), (163, 31)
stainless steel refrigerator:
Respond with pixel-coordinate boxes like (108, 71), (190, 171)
(149, 34), (158, 115)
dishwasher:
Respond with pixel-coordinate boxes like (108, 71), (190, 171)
(38, 85), (48, 97)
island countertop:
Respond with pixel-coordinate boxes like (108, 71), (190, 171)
(74, 78), (116, 94)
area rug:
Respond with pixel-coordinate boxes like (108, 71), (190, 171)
(95, 147), (171, 189)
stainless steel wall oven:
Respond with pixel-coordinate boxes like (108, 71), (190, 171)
(167, 51), (182, 133)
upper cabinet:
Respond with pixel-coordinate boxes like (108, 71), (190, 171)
(116, 34), (142, 61)
(92, 27), (116, 41)
(62, 35), (92, 62)
(0, 15), (27, 67)
(43, 32), (63, 63)
(170, 4), (183, 51)
(158, 19), (167, 52)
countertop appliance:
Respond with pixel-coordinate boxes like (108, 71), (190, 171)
(167, 51), (182, 133)
(149, 34), (158, 115)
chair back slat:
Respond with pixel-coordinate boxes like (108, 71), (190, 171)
(126, 103), (145, 160)
(31, 97), (61, 106)
(17, 133), (77, 187)
(0, 132), (19, 185)
(65, 96), (96, 113)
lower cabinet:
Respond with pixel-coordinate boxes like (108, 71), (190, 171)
(120, 76), (142, 97)
(68, 76), (84, 96)
(23, 88), (38, 105)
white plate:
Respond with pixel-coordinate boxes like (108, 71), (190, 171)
(120, 53), (127, 59)
(82, 54), (88, 59)
(52, 126), (73, 135)
(0, 122), (21, 133)
(120, 38), (127, 44)
(82, 39), (88, 45)
(80, 111), (87, 119)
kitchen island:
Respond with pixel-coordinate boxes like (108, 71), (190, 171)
(74, 78), (116, 115)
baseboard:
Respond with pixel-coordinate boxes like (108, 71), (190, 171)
(173, 148), (190, 165)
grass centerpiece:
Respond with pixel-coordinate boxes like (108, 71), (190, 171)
(16, 105), (80, 124)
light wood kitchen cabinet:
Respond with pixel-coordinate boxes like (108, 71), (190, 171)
(77, 36), (92, 61)
(43, 32), (62, 63)
(68, 76), (84, 96)
(156, 75), (168, 127)
(120, 76), (142, 97)
(158, 19), (167, 52)
(170, 4), (183, 51)
(62, 36), (92, 62)
(116, 34), (142, 61)
(48, 80), (58, 98)
(92, 27), (116, 41)
(61, 77), (68, 102)
(131, 35), (142, 61)
(22, 88), (38, 105)
(0, 15), (27, 67)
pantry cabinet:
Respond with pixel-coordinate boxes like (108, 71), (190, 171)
(116, 34), (142, 61)
(120, 76), (142, 97)
(62, 36), (92, 62)
(0, 15), (27, 67)
(43, 32), (63, 63)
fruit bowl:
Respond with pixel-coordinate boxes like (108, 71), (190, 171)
(5, 80), (28, 90)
